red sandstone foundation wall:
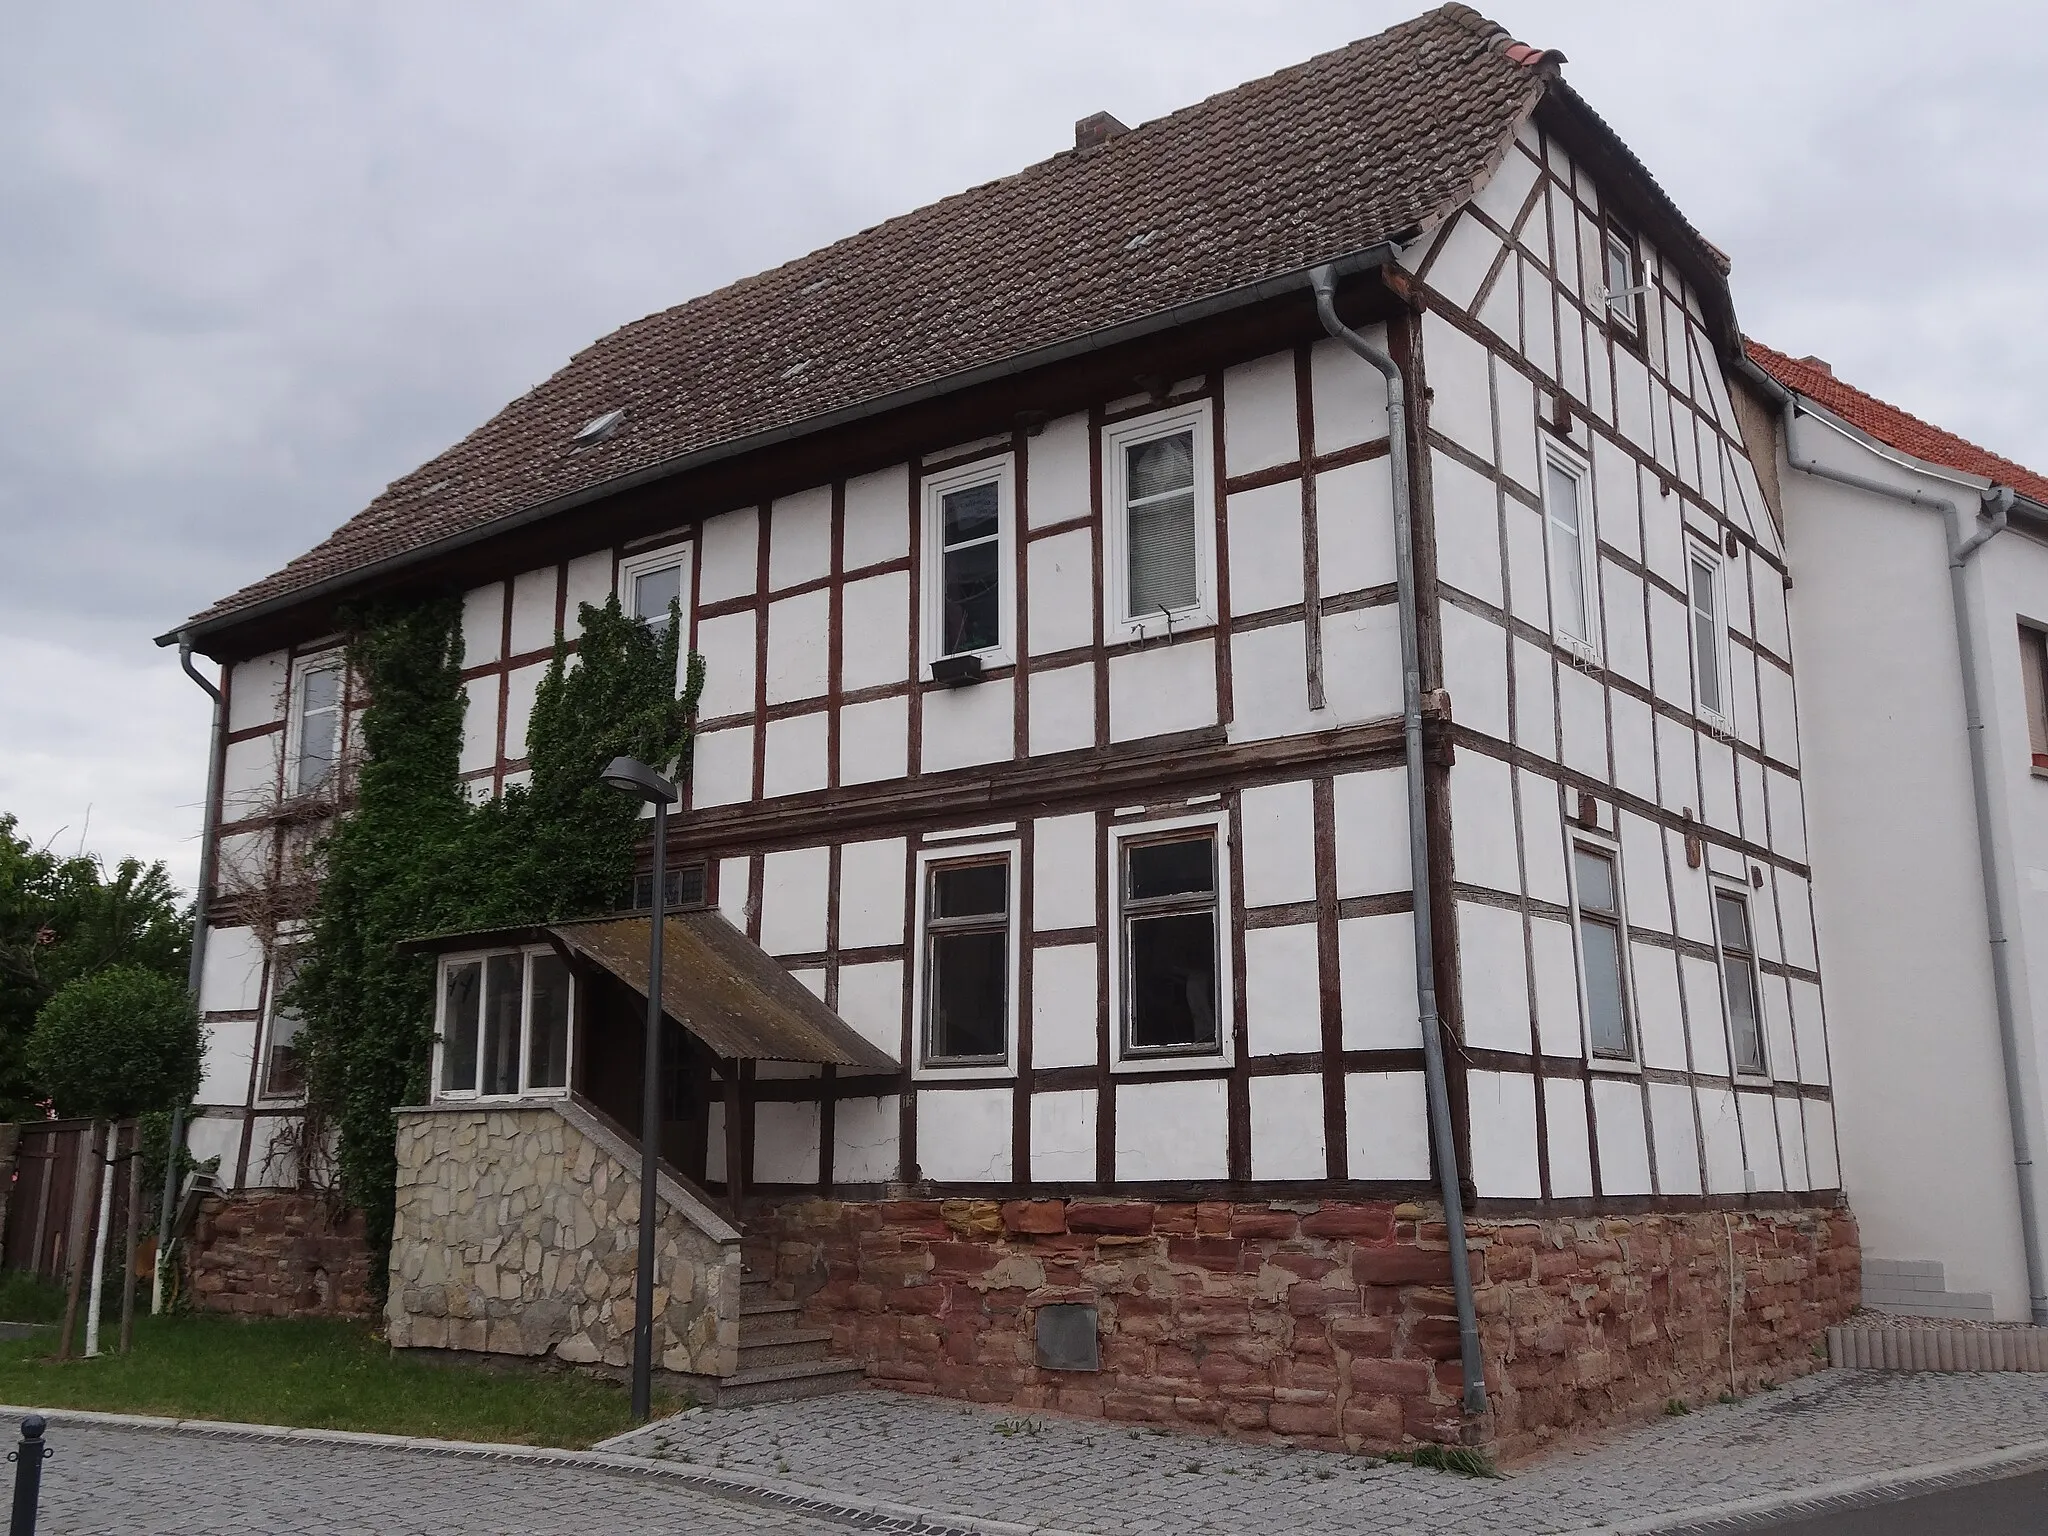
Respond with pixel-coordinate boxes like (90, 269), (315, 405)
(186, 1192), (375, 1321)
(746, 1196), (1858, 1457)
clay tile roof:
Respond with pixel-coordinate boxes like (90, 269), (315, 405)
(181, 4), (1551, 638)
(1746, 339), (2048, 508)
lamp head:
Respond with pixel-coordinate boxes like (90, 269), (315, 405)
(599, 756), (678, 806)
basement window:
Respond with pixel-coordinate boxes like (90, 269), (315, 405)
(435, 947), (575, 1100)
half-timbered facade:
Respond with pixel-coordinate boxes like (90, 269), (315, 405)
(163, 6), (1855, 1452)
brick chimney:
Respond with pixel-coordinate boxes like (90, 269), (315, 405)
(1074, 111), (1129, 150)
(1798, 355), (1834, 378)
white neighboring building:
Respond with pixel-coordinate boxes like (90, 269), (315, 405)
(1748, 342), (2048, 1323)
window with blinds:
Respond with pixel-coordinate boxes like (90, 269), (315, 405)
(1103, 403), (1215, 641)
(1124, 430), (1200, 619)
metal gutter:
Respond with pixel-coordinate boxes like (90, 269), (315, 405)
(157, 242), (1404, 654)
(159, 633), (224, 1313)
(1782, 405), (2048, 1326)
(1310, 263), (1488, 1417)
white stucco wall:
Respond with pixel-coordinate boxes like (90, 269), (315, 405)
(1785, 411), (2043, 1316)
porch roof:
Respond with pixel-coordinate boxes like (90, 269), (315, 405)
(404, 911), (899, 1071)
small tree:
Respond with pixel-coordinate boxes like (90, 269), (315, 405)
(29, 965), (203, 1122)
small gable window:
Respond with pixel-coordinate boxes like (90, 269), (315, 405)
(1603, 227), (1642, 337)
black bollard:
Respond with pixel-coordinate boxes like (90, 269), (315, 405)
(8, 1415), (47, 1536)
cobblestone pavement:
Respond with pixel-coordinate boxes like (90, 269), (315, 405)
(17, 1421), (885, 1536)
(615, 1371), (2048, 1535)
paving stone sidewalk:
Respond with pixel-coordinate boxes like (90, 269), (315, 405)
(13, 1421), (881, 1536)
(614, 1370), (2048, 1534)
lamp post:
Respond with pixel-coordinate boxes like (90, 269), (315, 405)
(599, 754), (678, 1421)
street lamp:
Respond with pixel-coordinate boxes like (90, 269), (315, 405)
(599, 754), (678, 1421)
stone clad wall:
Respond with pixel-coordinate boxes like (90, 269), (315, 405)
(386, 1103), (741, 1377)
(186, 1193), (375, 1319)
(747, 1196), (1857, 1457)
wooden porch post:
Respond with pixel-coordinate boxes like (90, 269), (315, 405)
(723, 1064), (744, 1218)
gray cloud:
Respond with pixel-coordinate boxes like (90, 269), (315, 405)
(3, 0), (2041, 890)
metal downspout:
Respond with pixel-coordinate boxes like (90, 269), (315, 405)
(1311, 264), (1488, 1416)
(162, 634), (224, 1314)
(1784, 408), (2048, 1325)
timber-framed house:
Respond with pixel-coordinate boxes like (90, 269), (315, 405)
(161, 5), (1855, 1453)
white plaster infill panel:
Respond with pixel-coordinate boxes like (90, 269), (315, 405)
(1031, 1088), (1096, 1182)
(1249, 1073), (1325, 1180)
(916, 1087), (1012, 1182)
(834, 1095), (900, 1184)
(1115, 1077), (1228, 1182)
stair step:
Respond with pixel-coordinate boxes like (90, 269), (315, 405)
(737, 1326), (835, 1369)
(706, 1358), (865, 1407)
(740, 1296), (802, 1320)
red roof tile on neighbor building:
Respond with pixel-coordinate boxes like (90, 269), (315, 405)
(176, 4), (1555, 639)
(1747, 339), (2048, 508)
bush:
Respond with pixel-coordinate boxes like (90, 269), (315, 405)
(28, 965), (203, 1121)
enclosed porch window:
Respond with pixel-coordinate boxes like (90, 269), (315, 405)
(435, 947), (575, 1101)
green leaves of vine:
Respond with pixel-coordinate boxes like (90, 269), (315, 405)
(292, 593), (699, 1285)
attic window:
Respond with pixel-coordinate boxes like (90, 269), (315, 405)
(572, 408), (626, 446)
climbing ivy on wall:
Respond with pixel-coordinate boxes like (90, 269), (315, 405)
(293, 593), (701, 1286)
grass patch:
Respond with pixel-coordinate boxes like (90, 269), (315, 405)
(0, 1312), (667, 1448)
(0, 1274), (67, 1326)
(1384, 1443), (1499, 1478)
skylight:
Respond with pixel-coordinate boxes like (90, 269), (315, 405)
(572, 408), (626, 446)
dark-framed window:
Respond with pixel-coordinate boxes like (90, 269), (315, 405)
(1120, 831), (1221, 1056)
(629, 862), (708, 912)
(1716, 888), (1767, 1076)
(921, 858), (1010, 1065)
(1573, 844), (1634, 1061)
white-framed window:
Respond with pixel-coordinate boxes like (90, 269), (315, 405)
(1542, 443), (1600, 661)
(1602, 227), (1642, 337)
(258, 942), (307, 1101)
(1713, 883), (1768, 1078)
(1688, 540), (1730, 726)
(911, 840), (1020, 1077)
(1103, 402), (1218, 643)
(922, 456), (1016, 673)
(1568, 838), (1636, 1064)
(1108, 811), (1233, 1070)
(287, 651), (345, 797)
(433, 946), (575, 1101)
(619, 540), (693, 645)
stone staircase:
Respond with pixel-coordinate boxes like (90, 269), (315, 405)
(697, 1265), (864, 1407)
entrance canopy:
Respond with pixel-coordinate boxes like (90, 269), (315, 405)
(403, 911), (898, 1071)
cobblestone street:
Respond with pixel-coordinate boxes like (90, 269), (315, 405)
(615, 1371), (2048, 1534)
(14, 1371), (2048, 1534)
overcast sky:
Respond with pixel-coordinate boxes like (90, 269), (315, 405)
(3, 1), (2043, 895)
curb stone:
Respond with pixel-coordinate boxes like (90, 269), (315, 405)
(0, 1405), (1086, 1536)
(1560, 1435), (2048, 1534)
